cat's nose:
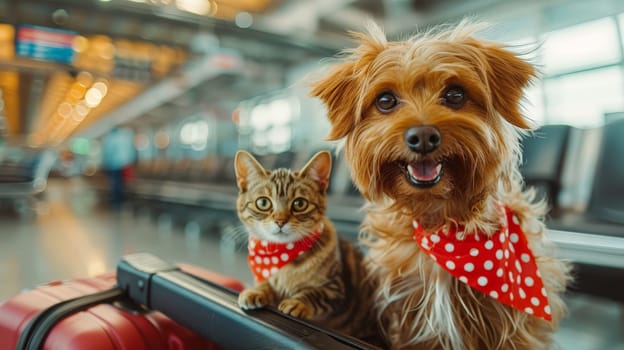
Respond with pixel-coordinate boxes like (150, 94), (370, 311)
(275, 220), (286, 228)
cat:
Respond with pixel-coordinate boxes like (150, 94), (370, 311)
(233, 150), (382, 344)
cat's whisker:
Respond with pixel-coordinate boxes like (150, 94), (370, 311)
(220, 223), (249, 253)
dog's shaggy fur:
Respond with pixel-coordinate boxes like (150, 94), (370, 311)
(311, 21), (571, 350)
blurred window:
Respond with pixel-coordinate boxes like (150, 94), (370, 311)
(543, 66), (624, 127)
(180, 120), (209, 151)
(618, 13), (624, 48)
(524, 84), (545, 126)
(541, 17), (621, 75)
(529, 15), (624, 127)
(240, 96), (299, 155)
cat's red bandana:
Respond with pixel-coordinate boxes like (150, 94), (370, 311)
(413, 206), (552, 321)
(247, 227), (323, 283)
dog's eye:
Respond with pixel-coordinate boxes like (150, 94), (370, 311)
(441, 86), (466, 109)
(375, 91), (399, 113)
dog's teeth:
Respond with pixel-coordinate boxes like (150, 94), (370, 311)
(407, 161), (441, 182)
(407, 164), (420, 179)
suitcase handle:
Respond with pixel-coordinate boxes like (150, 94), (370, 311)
(16, 288), (125, 350)
(117, 253), (380, 350)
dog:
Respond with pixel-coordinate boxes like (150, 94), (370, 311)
(311, 21), (571, 350)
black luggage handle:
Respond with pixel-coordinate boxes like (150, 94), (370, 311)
(16, 288), (125, 350)
(117, 253), (380, 350)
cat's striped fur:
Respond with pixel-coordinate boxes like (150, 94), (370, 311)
(234, 150), (382, 343)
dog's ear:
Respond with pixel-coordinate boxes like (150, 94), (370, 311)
(310, 62), (360, 140)
(234, 150), (266, 192)
(311, 27), (387, 140)
(479, 43), (536, 130)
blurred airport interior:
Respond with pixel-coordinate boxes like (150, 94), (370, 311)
(0, 0), (624, 349)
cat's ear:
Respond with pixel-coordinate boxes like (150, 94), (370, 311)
(234, 150), (266, 191)
(300, 151), (332, 192)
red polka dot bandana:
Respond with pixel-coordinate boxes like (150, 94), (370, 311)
(247, 229), (322, 283)
(413, 206), (552, 321)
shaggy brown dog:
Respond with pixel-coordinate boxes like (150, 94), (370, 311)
(311, 21), (570, 350)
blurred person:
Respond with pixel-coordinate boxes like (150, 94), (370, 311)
(101, 127), (135, 208)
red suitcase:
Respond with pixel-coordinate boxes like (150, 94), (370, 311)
(0, 264), (245, 350)
(2, 253), (378, 350)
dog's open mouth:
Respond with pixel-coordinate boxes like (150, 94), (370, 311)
(403, 160), (443, 188)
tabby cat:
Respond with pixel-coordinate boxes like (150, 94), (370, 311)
(234, 150), (381, 343)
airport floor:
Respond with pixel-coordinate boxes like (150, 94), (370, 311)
(0, 178), (622, 349)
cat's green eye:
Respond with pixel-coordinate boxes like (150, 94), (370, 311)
(255, 197), (272, 211)
(291, 198), (308, 212)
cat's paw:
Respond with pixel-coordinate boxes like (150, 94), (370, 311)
(238, 288), (270, 310)
(278, 299), (312, 319)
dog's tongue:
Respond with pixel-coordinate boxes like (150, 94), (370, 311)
(408, 160), (442, 182)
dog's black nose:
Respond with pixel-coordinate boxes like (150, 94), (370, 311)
(404, 126), (441, 154)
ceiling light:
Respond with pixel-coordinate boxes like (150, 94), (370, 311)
(0, 24), (14, 41)
(72, 36), (89, 53)
(58, 102), (73, 119)
(176, 0), (211, 15)
(52, 9), (70, 26)
(92, 81), (108, 96)
(68, 85), (86, 100)
(73, 101), (90, 122)
(76, 71), (93, 87)
(85, 88), (103, 108)
(235, 12), (253, 29)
